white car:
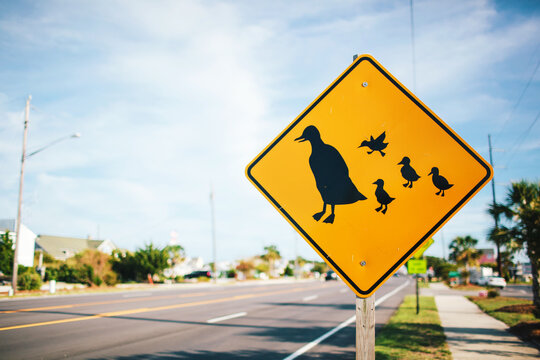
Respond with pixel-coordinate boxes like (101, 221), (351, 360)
(475, 277), (489, 286)
(487, 276), (506, 289)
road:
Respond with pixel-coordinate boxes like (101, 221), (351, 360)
(0, 277), (413, 359)
(500, 284), (533, 300)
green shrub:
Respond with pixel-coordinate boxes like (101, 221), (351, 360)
(18, 272), (42, 290)
(103, 271), (117, 286)
(488, 289), (500, 298)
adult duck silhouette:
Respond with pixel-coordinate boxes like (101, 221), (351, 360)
(428, 167), (453, 196)
(359, 131), (388, 157)
(398, 156), (420, 188)
(295, 125), (366, 224)
(373, 179), (395, 214)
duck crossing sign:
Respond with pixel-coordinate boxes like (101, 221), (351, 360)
(246, 54), (492, 298)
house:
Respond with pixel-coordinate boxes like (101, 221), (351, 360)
(478, 248), (496, 264)
(164, 256), (206, 278)
(0, 219), (36, 267)
(36, 235), (117, 261)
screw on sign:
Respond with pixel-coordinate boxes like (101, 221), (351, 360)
(246, 54), (492, 298)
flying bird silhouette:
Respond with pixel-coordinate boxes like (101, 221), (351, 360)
(295, 125), (367, 224)
(373, 179), (395, 214)
(359, 131), (388, 157)
(398, 156), (421, 188)
(428, 167), (453, 196)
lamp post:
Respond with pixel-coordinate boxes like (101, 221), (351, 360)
(11, 95), (80, 295)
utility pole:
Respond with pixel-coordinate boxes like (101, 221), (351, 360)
(294, 231), (299, 279)
(488, 134), (502, 277)
(210, 187), (217, 283)
(12, 95), (31, 295)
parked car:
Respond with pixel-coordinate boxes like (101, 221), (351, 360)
(486, 276), (506, 289)
(325, 270), (338, 281)
(475, 276), (489, 286)
(184, 270), (212, 279)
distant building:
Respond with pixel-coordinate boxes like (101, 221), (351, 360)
(0, 219), (36, 267)
(478, 248), (495, 264)
(36, 235), (117, 261)
(164, 256), (206, 278)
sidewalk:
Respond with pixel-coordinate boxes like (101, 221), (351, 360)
(422, 283), (539, 359)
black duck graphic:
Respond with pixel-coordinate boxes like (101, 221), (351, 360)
(295, 125), (367, 224)
(373, 179), (395, 214)
(398, 156), (421, 188)
(359, 131), (388, 157)
(428, 167), (453, 196)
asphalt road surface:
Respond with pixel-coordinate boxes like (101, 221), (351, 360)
(0, 277), (413, 359)
(500, 284), (533, 300)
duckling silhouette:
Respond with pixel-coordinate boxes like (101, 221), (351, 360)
(373, 179), (395, 214)
(398, 156), (421, 188)
(428, 167), (453, 196)
(359, 131), (388, 157)
(295, 125), (367, 224)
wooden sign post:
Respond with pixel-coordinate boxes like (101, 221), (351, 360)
(356, 295), (375, 360)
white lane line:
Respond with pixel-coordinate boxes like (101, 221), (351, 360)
(339, 289), (347, 293)
(303, 295), (318, 302)
(283, 280), (411, 360)
(206, 312), (247, 324)
(122, 292), (152, 298)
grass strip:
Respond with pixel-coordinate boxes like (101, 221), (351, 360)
(375, 295), (451, 360)
(468, 296), (536, 327)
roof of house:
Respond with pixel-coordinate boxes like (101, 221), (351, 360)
(36, 235), (116, 260)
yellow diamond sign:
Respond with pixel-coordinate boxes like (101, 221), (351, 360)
(246, 55), (492, 297)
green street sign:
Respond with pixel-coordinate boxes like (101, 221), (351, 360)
(408, 259), (427, 274)
(412, 238), (434, 259)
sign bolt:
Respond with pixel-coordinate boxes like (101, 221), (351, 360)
(360, 260), (366, 267)
(362, 82), (368, 87)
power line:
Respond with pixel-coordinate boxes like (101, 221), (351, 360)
(503, 108), (540, 168)
(494, 57), (540, 142)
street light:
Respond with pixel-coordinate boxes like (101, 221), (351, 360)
(11, 95), (81, 295)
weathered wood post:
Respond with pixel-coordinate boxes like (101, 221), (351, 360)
(356, 295), (375, 360)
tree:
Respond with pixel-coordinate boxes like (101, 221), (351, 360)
(236, 259), (255, 279)
(312, 261), (328, 275)
(0, 231), (14, 276)
(165, 244), (185, 269)
(425, 256), (457, 281)
(261, 245), (281, 278)
(449, 235), (482, 284)
(487, 203), (520, 276)
(110, 243), (169, 282)
(496, 180), (540, 317)
(133, 243), (169, 281)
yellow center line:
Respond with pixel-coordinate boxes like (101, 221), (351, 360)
(0, 285), (319, 332)
(0, 285), (276, 314)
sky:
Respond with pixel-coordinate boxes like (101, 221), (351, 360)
(0, 0), (539, 263)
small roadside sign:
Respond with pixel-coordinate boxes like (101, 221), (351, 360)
(246, 54), (492, 298)
(413, 238), (434, 259)
(408, 259), (427, 274)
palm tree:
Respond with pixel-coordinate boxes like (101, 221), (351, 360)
(261, 245), (281, 278)
(449, 235), (482, 284)
(497, 181), (540, 317)
(487, 203), (510, 276)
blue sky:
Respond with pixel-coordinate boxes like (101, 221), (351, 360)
(0, 0), (538, 263)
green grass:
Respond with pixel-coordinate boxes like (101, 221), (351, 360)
(468, 296), (536, 327)
(375, 295), (451, 360)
